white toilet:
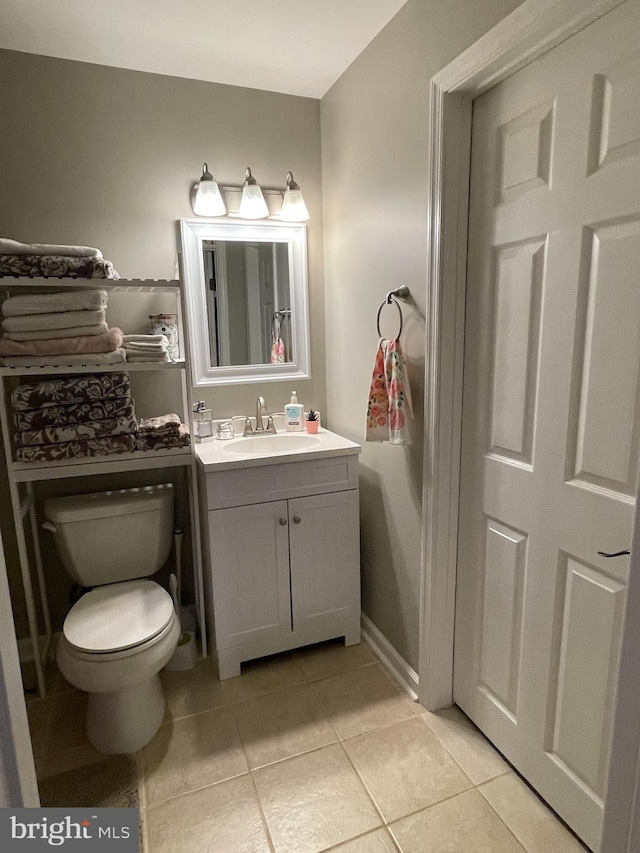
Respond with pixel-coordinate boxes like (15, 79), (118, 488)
(44, 483), (180, 755)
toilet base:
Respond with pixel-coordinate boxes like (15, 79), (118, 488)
(86, 674), (165, 754)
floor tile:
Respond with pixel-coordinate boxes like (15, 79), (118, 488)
(143, 706), (247, 805)
(329, 828), (399, 852)
(147, 774), (271, 853)
(37, 744), (106, 781)
(389, 789), (526, 852)
(344, 716), (471, 823)
(294, 639), (375, 681)
(310, 664), (419, 740)
(160, 655), (227, 720)
(421, 705), (509, 784)
(223, 652), (307, 704)
(233, 682), (337, 769)
(479, 772), (588, 852)
(41, 691), (89, 756)
(254, 743), (381, 853)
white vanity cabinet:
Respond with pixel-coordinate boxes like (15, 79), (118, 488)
(196, 434), (361, 679)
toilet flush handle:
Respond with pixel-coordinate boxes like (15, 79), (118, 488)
(41, 521), (56, 533)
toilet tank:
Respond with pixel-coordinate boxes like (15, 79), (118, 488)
(44, 484), (174, 587)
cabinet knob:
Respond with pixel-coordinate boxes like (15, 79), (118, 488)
(279, 518), (287, 526)
(293, 516), (301, 524)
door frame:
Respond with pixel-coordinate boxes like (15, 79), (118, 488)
(418, 0), (634, 844)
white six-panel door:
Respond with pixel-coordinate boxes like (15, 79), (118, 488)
(454, 2), (640, 849)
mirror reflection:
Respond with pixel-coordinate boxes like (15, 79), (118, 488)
(203, 240), (292, 367)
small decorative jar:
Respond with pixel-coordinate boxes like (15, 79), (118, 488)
(149, 313), (179, 361)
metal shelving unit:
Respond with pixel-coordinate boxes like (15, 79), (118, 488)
(0, 277), (206, 697)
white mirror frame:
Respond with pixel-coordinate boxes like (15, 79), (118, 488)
(179, 218), (310, 386)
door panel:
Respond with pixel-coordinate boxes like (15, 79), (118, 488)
(208, 501), (291, 649)
(288, 490), (360, 634)
(455, 2), (640, 849)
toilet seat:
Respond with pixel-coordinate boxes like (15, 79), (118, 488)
(63, 579), (175, 655)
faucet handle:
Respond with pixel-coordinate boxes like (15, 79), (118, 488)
(266, 416), (277, 434)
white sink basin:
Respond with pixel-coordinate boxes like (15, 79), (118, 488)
(222, 433), (321, 456)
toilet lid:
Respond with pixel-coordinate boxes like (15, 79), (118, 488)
(63, 580), (175, 654)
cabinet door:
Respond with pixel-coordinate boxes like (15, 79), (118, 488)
(208, 501), (291, 649)
(288, 490), (360, 634)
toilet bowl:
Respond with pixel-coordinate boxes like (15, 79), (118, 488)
(44, 485), (180, 754)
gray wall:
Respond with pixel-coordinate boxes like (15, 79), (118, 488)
(321, 0), (522, 669)
(0, 49), (325, 638)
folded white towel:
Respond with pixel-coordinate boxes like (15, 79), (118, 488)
(2, 308), (106, 333)
(123, 334), (167, 344)
(0, 238), (103, 259)
(1, 347), (126, 368)
(2, 289), (108, 317)
(2, 323), (109, 341)
(124, 342), (168, 352)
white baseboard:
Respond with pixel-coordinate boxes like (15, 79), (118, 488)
(360, 612), (419, 702)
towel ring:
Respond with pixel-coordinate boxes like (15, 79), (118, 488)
(376, 286), (409, 339)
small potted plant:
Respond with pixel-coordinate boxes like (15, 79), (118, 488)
(305, 409), (320, 434)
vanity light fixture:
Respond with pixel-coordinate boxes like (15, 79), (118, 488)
(192, 164), (226, 217)
(238, 167), (269, 219)
(280, 172), (310, 222)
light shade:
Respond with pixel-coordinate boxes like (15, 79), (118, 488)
(193, 163), (226, 216)
(281, 171), (309, 222)
(239, 167), (269, 219)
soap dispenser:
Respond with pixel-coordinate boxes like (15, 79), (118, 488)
(284, 391), (304, 432)
(192, 400), (213, 442)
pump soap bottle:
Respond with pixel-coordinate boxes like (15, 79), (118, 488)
(284, 391), (304, 432)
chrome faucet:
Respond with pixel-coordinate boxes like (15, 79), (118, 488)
(255, 396), (266, 432)
(241, 397), (277, 436)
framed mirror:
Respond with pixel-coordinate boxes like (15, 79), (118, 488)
(179, 218), (310, 386)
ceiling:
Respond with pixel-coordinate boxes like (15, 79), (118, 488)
(0, 0), (409, 98)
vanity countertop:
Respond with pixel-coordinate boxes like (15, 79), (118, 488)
(195, 427), (361, 472)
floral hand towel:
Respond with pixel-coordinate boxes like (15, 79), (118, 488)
(366, 338), (413, 444)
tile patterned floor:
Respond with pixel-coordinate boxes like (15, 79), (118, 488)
(27, 640), (589, 853)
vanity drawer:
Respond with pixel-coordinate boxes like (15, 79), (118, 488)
(204, 453), (358, 509)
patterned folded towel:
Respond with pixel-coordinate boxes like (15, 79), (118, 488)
(137, 413), (181, 437)
(1, 347), (126, 368)
(14, 413), (138, 448)
(15, 434), (135, 464)
(366, 337), (413, 445)
(0, 255), (119, 279)
(2, 308), (106, 333)
(14, 397), (135, 431)
(0, 327), (123, 357)
(12, 372), (131, 411)
(1, 289), (108, 317)
(2, 323), (109, 341)
(0, 239), (103, 259)
(135, 424), (190, 452)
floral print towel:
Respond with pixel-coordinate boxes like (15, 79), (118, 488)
(366, 338), (413, 445)
(15, 434), (135, 463)
(11, 372), (131, 411)
(0, 254), (120, 279)
(14, 414), (138, 448)
(14, 397), (135, 431)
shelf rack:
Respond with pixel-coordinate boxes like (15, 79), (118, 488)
(0, 277), (207, 698)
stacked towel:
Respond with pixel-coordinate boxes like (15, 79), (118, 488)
(123, 334), (171, 363)
(0, 290), (126, 367)
(0, 238), (120, 278)
(135, 414), (191, 451)
(11, 376), (190, 461)
(12, 373), (137, 462)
